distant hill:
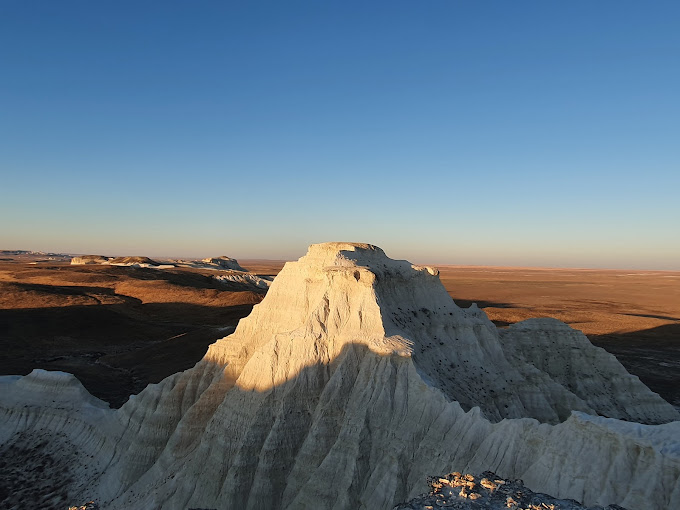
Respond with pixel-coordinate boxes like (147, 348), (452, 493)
(70, 255), (111, 265)
(196, 256), (246, 272)
(71, 255), (166, 267)
(108, 256), (161, 265)
(70, 254), (247, 271)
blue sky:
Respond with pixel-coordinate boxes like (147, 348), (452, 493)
(1, 1), (678, 268)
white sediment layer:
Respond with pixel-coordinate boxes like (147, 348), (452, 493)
(213, 272), (273, 289)
(2, 243), (678, 510)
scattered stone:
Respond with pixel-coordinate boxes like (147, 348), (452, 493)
(68, 502), (98, 510)
(394, 472), (629, 509)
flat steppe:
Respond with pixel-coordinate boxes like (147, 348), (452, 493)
(1, 256), (678, 410)
(435, 265), (680, 409)
(0, 257), (266, 406)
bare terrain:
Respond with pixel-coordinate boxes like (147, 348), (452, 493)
(435, 265), (680, 410)
(0, 256), (266, 407)
(1, 255), (678, 410)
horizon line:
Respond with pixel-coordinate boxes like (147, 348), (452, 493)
(3, 247), (679, 273)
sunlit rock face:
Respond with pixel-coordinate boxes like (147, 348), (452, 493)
(1, 243), (679, 510)
(70, 255), (111, 265)
(394, 471), (630, 510)
(199, 255), (247, 272)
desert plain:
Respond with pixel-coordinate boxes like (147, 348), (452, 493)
(1, 253), (678, 411)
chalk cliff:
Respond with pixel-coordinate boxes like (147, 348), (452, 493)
(199, 256), (247, 272)
(1, 243), (678, 510)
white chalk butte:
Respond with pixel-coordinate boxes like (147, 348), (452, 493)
(1, 243), (678, 510)
(70, 254), (247, 272)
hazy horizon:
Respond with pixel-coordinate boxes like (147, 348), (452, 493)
(3, 242), (680, 272)
(2, 2), (679, 271)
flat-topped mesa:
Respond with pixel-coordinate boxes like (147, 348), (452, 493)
(295, 242), (437, 275)
(205, 243), (442, 363)
(204, 242), (679, 425)
(202, 243), (421, 394)
(71, 255), (111, 265)
(199, 256), (246, 272)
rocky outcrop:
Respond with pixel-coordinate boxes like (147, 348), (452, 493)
(1, 243), (679, 510)
(70, 254), (246, 271)
(199, 256), (246, 271)
(68, 502), (99, 510)
(394, 471), (628, 509)
(70, 255), (111, 265)
(159, 255), (247, 273)
(108, 256), (161, 266)
(70, 255), (163, 267)
(167, 255), (249, 271)
(213, 272), (273, 289)
(500, 319), (675, 424)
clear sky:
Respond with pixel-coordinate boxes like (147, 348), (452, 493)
(1, 1), (679, 269)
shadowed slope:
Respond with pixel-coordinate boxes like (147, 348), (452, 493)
(0, 261), (263, 406)
(2, 347), (679, 510)
(590, 323), (680, 410)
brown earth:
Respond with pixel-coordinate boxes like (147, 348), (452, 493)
(239, 259), (287, 276)
(1, 257), (678, 411)
(0, 258), (266, 407)
(435, 265), (680, 409)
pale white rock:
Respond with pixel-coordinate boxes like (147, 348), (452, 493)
(500, 318), (676, 424)
(213, 272), (273, 289)
(1, 242), (679, 510)
(200, 255), (247, 271)
(70, 255), (111, 265)
(172, 255), (248, 272)
(70, 254), (246, 272)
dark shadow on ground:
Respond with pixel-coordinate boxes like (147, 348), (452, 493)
(622, 312), (680, 321)
(449, 298), (514, 327)
(3, 262), (269, 293)
(0, 302), (256, 407)
(449, 298), (513, 309)
(589, 323), (680, 408)
(10, 281), (129, 299)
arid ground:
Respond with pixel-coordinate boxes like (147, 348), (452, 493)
(1, 255), (678, 410)
(0, 256), (267, 407)
(441, 265), (680, 410)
